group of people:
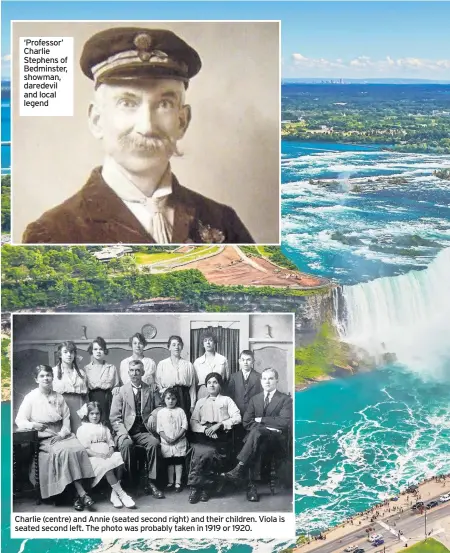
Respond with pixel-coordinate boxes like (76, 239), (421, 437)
(15, 331), (292, 510)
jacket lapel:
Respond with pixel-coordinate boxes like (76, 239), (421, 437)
(246, 370), (258, 393)
(257, 392), (266, 417)
(81, 168), (156, 243)
(140, 385), (150, 414)
(125, 384), (136, 411)
(170, 175), (197, 243)
(265, 391), (282, 416)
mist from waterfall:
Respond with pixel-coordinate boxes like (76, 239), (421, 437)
(336, 248), (450, 379)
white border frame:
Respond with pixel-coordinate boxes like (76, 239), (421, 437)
(10, 311), (295, 538)
(10, 19), (282, 247)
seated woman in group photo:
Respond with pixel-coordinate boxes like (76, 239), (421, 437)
(76, 401), (135, 509)
(187, 372), (241, 504)
(15, 365), (95, 511)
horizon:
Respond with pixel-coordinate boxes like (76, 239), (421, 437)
(2, 2), (450, 81)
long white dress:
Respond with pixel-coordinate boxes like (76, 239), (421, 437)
(156, 407), (188, 458)
(76, 422), (124, 487)
(15, 388), (94, 499)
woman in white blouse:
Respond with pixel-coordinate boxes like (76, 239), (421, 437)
(186, 372), (241, 504)
(52, 341), (88, 433)
(84, 336), (119, 425)
(15, 365), (95, 510)
(193, 332), (230, 400)
(155, 335), (196, 418)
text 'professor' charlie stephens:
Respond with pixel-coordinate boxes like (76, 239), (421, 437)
(22, 27), (255, 245)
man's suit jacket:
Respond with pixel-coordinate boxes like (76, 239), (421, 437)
(228, 370), (263, 416)
(243, 390), (292, 433)
(109, 382), (161, 440)
(22, 168), (255, 244)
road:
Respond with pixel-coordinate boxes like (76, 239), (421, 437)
(302, 495), (450, 553)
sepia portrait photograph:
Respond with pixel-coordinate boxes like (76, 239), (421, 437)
(11, 21), (281, 246)
(12, 313), (294, 514)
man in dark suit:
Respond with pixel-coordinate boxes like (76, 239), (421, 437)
(22, 27), (254, 245)
(109, 359), (164, 499)
(227, 350), (263, 457)
(223, 368), (292, 502)
(228, 350), (263, 417)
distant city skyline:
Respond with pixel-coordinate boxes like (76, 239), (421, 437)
(1, 1), (450, 81)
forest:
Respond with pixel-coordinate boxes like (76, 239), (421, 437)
(281, 84), (450, 154)
(1, 245), (322, 311)
(1, 175), (10, 233)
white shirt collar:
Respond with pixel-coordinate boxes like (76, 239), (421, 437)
(264, 389), (276, 401)
(241, 369), (252, 380)
(102, 156), (173, 204)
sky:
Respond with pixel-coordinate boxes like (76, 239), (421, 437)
(2, 1), (450, 81)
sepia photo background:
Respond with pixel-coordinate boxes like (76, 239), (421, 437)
(12, 21), (280, 244)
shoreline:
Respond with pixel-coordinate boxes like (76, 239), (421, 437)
(295, 473), (450, 550)
(281, 138), (450, 156)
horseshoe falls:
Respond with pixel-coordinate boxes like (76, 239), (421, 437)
(336, 247), (450, 377)
(289, 142), (450, 534)
(295, 253), (450, 533)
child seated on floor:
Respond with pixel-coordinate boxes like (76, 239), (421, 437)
(156, 388), (189, 492)
(76, 401), (136, 508)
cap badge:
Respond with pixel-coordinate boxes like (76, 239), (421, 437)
(134, 33), (153, 62)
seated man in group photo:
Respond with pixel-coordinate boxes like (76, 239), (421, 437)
(223, 368), (292, 502)
(109, 359), (164, 499)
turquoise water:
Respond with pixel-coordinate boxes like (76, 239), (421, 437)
(2, 403), (101, 553)
(281, 141), (450, 284)
(295, 365), (450, 533)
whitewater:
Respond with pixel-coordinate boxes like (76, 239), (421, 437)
(294, 250), (450, 533)
(281, 141), (450, 284)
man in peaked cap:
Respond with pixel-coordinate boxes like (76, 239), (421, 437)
(22, 27), (254, 245)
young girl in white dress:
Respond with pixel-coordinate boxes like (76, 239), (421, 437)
(76, 402), (136, 508)
(156, 388), (189, 492)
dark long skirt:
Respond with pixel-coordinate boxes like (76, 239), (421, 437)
(187, 430), (232, 488)
(171, 385), (191, 420)
(89, 388), (113, 426)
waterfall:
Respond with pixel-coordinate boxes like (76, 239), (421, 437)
(336, 248), (450, 377)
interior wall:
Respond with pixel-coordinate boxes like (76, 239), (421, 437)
(13, 313), (294, 419)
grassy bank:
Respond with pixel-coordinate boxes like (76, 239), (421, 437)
(406, 539), (450, 552)
(295, 322), (350, 387)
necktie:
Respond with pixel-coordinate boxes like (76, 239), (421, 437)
(264, 393), (270, 412)
(145, 197), (171, 243)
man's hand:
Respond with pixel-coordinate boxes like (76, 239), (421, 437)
(112, 387), (120, 396)
(255, 417), (262, 423)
